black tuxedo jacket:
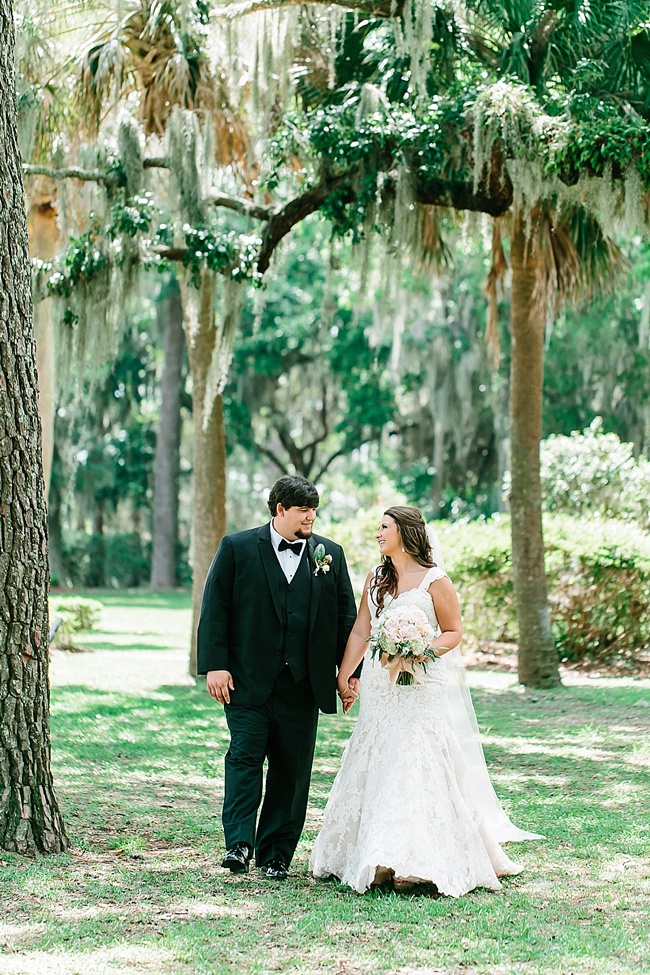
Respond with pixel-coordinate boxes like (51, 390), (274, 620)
(196, 524), (357, 714)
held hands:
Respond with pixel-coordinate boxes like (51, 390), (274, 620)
(206, 670), (235, 704)
(337, 675), (359, 714)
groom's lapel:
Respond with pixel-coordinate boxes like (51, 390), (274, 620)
(258, 524), (282, 624)
(307, 535), (320, 633)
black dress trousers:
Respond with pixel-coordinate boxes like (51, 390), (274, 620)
(222, 666), (319, 866)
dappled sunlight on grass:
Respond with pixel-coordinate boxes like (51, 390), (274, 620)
(487, 736), (624, 761)
(0, 923), (47, 950)
(2, 592), (648, 974)
(44, 894), (262, 924)
(0, 944), (189, 975)
(52, 590), (192, 653)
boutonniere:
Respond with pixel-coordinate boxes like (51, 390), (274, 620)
(312, 543), (333, 577)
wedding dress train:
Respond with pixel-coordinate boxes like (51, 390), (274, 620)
(310, 567), (540, 896)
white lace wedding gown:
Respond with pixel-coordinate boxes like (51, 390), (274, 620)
(310, 567), (539, 896)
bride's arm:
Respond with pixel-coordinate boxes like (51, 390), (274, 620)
(428, 576), (462, 655)
(337, 570), (374, 693)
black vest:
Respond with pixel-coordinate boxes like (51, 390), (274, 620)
(274, 548), (311, 682)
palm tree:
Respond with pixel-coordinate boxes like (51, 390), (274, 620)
(223, 0), (650, 686)
(507, 206), (624, 684)
(460, 0), (649, 684)
(77, 0), (216, 135)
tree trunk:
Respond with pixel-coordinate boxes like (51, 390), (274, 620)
(431, 419), (444, 511)
(47, 444), (65, 585)
(28, 196), (59, 498)
(89, 501), (106, 588)
(509, 211), (560, 687)
(150, 275), (185, 589)
(640, 280), (650, 456)
(182, 273), (228, 677)
(490, 375), (510, 513)
(92, 501), (104, 536)
(0, 0), (68, 853)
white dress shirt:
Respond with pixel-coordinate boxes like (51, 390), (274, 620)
(270, 521), (306, 583)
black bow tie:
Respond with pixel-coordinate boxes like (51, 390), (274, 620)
(278, 539), (304, 556)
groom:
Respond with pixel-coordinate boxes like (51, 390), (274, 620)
(197, 475), (358, 880)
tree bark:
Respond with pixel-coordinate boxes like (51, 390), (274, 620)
(0, 0), (68, 853)
(150, 275), (185, 589)
(226, 0), (404, 15)
(509, 211), (560, 687)
(182, 273), (228, 677)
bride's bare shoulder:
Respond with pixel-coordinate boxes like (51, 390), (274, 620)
(363, 568), (377, 590)
(427, 572), (459, 605)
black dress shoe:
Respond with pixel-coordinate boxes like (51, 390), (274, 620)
(221, 842), (252, 873)
(260, 856), (288, 880)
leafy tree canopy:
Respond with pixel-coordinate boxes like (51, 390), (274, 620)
(262, 0), (650, 248)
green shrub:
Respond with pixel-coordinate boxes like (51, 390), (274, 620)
(49, 596), (103, 642)
(446, 514), (650, 667)
(545, 520), (650, 664)
(540, 418), (650, 524)
(440, 515), (518, 646)
(61, 532), (151, 588)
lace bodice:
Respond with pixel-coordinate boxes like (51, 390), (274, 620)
(365, 565), (446, 689)
(368, 564), (446, 634)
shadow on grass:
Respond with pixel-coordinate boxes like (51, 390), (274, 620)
(68, 641), (178, 652)
(53, 590), (192, 610)
(1, 680), (647, 973)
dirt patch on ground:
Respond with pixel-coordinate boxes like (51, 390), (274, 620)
(463, 641), (650, 682)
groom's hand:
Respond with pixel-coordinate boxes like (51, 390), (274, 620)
(206, 670), (235, 704)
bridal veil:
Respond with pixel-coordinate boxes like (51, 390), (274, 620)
(426, 524), (541, 843)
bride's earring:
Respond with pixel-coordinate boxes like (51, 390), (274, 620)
(401, 546), (405, 552)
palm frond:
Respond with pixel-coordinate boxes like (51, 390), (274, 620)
(563, 205), (627, 297)
(73, 0), (219, 136)
(531, 204), (626, 324)
(484, 216), (508, 365)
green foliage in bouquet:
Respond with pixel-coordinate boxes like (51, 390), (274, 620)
(369, 603), (438, 686)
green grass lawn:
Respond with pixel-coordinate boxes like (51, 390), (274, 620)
(1, 591), (649, 975)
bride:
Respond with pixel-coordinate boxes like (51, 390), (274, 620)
(310, 505), (540, 896)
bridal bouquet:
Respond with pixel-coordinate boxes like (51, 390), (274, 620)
(368, 605), (438, 686)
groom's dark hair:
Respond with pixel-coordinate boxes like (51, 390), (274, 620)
(267, 475), (319, 515)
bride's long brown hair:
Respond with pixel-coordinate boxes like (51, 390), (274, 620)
(370, 506), (435, 611)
